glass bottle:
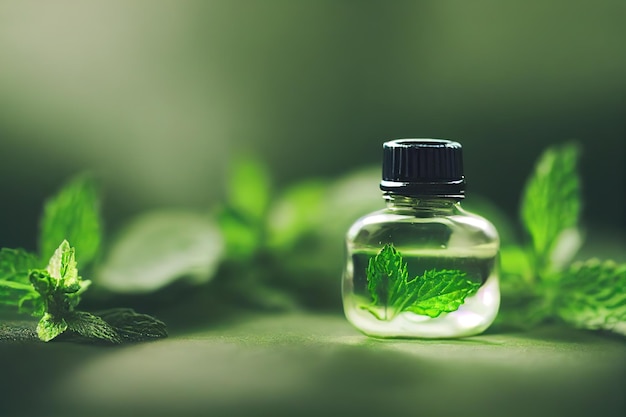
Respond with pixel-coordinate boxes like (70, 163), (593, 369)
(342, 139), (500, 338)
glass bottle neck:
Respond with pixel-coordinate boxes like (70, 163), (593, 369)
(383, 193), (461, 213)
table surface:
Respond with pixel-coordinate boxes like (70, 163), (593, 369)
(1, 311), (624, 417)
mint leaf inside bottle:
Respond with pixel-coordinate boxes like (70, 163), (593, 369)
(363, 244), (481, 320)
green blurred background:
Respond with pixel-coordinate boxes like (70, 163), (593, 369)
(1, 4), (625, 416)
(1, 0), (624, 250)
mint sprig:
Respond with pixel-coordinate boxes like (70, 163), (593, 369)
(29, 240), (91, 341)
(0, 174), (167, 344)
(30, 240), (167, 344)
(363, 244), (480, 320)
(0, 174), (101, 318)
(498, 143), (626, 336)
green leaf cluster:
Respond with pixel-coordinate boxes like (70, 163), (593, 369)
(363, 244), (480, 320)
(4, 142), (619, 341)
(0, 175), (167, 344)
(208, 156), (324, 309)
(29, 240), (91, 341)
(0, 175), (100, 317)
(93, 156), (382, 310)
(93, 145), (625, 338)
(497, 143), (626, 335)
(30, 240), (167, 343)
(215, 162), (382, 309)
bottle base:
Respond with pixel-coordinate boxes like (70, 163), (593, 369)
(344, 274), (500, 339)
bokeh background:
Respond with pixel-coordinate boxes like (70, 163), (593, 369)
(1, 0), (625, 251)
(1, 4), (625, 417)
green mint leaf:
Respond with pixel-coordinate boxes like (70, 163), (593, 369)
(364, 244), (480, 320)
(555, 259), (626, 335)
(96, 308), (167, 342)
(365, 243), (410, 320)
(39, 174), (102, 268)
(227, 155), (272, 223)
(215, 156), (271, 261)
(405, 269), (481, 318)
(267, 180), (327, 249)
(215, 207), (261, 261)
(41, 240), (91, 310)
(65, 311), (122, 344)
(520, 143), (581, 273)
(46, 240), (79, 289)
(37, 313), (68, 342)
(0, 248), (43, 314)
(97, 211), (223, 293)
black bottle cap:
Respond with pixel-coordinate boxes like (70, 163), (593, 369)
(380, 139), (465, 198)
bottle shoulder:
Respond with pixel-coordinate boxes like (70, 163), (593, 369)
(349, 205), (497, 231)
(346, 205), (499, 252)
